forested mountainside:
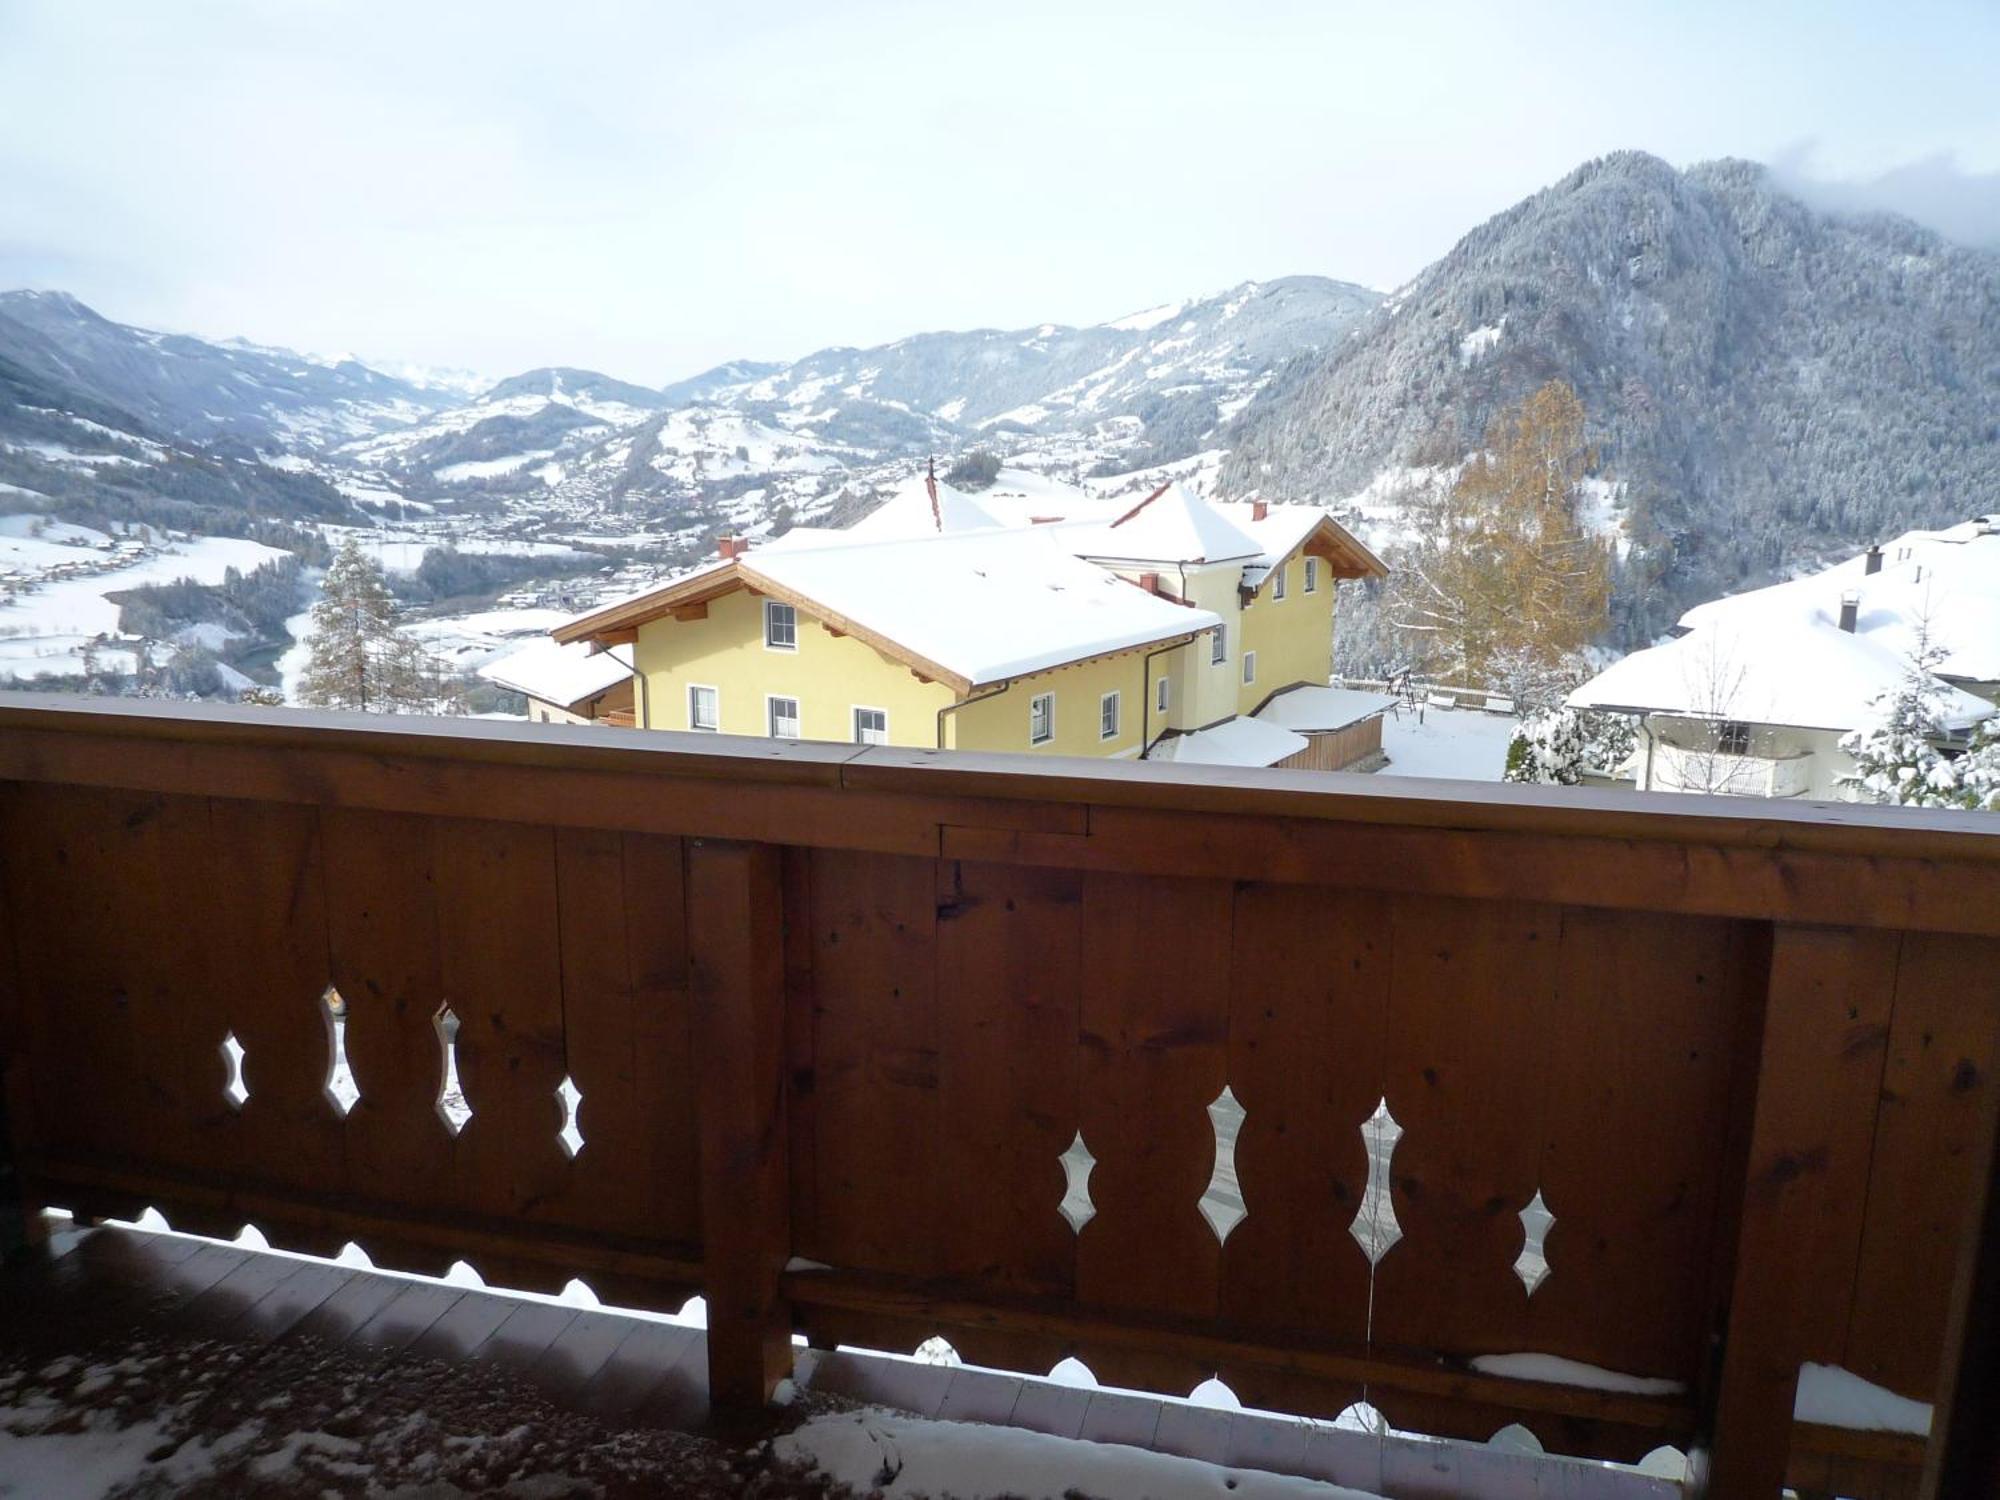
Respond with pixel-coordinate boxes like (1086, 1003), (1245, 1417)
(1223, 152), (2000, 636)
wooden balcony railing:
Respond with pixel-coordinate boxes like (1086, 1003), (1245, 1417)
(1, 694), (1996, 1497)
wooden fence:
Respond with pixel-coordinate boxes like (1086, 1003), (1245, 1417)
(1, 695), (1996, 1498)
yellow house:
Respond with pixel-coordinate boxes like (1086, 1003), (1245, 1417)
(550, 475), (1388, 768)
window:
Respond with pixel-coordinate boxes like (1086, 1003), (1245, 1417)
(764, 600), (797, 651)
(1242, 650), (1257, 686)
(1304, 557), (1320, 593)
(688, 684), (719, 732)
(1029, 692), (1054, 745)
(852, 706), (887, 745)
(1155, 676), (1170, 714)
(1273, 564), (1287, 601)
(1717, 720), (1751, 756)
(767, 695), (800, 738)
(1099, 690), (1121, 741)
(1210, 624), (1227, 666)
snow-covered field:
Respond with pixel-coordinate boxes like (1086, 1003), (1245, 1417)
(1378, 705), (1517, 782)
(0, 523), (288, 681)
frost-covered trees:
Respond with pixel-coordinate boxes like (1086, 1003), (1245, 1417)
(1391, 381), (1611, 688)
(299, 538), (461, 714)
(1503, 707), (1636, 785)
(1839, 644), (1969, 808)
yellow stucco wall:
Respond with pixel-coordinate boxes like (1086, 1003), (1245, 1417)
(1236, 554), (1336, 714)
(632, 587), (954, 744)
(942, 647), (1158, 757)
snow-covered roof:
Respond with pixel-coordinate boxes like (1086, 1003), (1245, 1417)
(844, 472), (1002, 540)
(1149, 714), (1308, 768)
(739, 526), (1216, 689)
(1568, 617), (1995, 734)
(1255, 685), (1398, 732)
(1209, 501), (1327, 585)
(478, 638), (632, 708)
(1067, 483), (1265, 565)
(1676, 519), (2000, 684)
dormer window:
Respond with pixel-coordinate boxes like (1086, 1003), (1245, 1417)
(764, 600), (797, 651)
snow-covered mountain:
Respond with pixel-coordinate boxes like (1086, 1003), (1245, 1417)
(1223, 152), (2000, 634)
(0, 290), (453, 449)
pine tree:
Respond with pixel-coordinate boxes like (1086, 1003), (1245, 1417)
(1839, 641), (1963, 808)
(1959, 716), (2000, 812)
(297, 538), (461, 715)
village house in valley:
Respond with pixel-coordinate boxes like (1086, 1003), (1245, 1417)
(1568, 514), (2000, 797)
(548, 472), (1389, 768)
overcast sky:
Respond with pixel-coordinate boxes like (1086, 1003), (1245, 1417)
(3, 0), (1996, 384)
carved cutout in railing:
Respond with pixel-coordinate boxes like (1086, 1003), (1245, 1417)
(432, 1005), (471, 1136)
(219, 1031), (248, 1110)
(556, 1074), (584, 1158)
(1198, 1084), (1246, 1245)
(1058, 1130), (1097, 1233)
(1351, 1097), (1401, 1265)
(1516, 1187), (1553, 1296)
(319, 985), (358, 1118)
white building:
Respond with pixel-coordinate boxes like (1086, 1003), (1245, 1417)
(1569, 516), (2000, 799)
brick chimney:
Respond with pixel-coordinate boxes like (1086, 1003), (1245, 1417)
(717, 535), (748, 560)
(1839, 589), (1859, 633)
(1138, 571), (1161, 594)
(1864, 544), (1883, 575)
(1251, 499), (1268, 522)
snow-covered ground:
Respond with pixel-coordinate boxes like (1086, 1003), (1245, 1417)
(1377, 705), (1516, 782)
(0, 526), (288, 682)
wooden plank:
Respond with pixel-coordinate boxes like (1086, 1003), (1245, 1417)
(1073, 870), (1232, 1394)
(1524, 909), (1757, 1379)
(934, 859), (1082, 1295)
(780, 845), (818, 1259)
(434, 818), (570, 1237)
(1369, 894), (1560, 1361)
(1845, 932), (2000, 1399)
(319, 807), (453, 1272)
(781, 1268), (1693, 1434)
(799, 849), (941, 1276)
(549, 829), (699, 1273)
(204, 798), (343, 1235)
(1218, 882), (1385, 1417)
(1704, 925), (1904, 1497)
(1921, 1008), (2000, 1500)
(687, 838), (792, 1407)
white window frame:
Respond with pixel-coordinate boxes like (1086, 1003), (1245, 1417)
(1304, 557), (1320, 594)
(1099, 690), (1121, 741)
(766, 693), (801, 739)
(1029, 691), (1054, 746)
(1210, 623), (1228, 666)
(1273, 563), (1287, 601)
(1155, 676), (1170, 715)
(1242, 649), (1258, 686)
(687, 683), (720, 732)
(852, 705), (888, 745)
(763, 599), (798, 652)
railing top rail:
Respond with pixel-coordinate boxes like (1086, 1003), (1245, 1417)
(3, 691), (1998, 866)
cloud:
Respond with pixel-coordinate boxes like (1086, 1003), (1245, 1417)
(1770, 144), (2000, 251)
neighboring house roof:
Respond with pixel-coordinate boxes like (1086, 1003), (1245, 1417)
(1255, 685), (1398, 733)
(844, 471), (1003, 540)
(1150, 715), (1309, 767)
(1209, 500), (1391, 584)
(1676, 518), (2000, 684)
(1067, 483), (1266, 565)
(1568, 617), (1996, 734)
(556, 527), (1217, 696)
(478, 638), (633, 709)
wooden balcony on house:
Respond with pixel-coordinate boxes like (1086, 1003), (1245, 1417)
(0, 694), (1995, 1498)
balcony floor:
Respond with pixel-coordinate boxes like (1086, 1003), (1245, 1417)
(0, 1225), (1677, 1499)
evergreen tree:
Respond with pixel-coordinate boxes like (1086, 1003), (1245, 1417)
(298, 538), (460, 714)
(1839, 642), (1963, 808)
(1959, 716), (2000, 812)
